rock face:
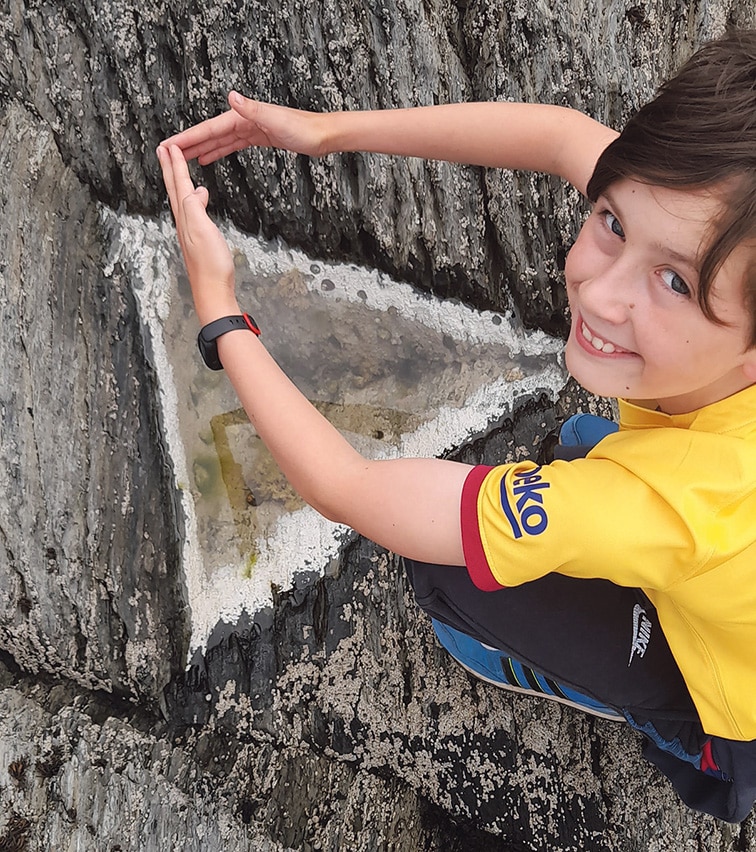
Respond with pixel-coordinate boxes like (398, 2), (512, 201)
(0, 101), (187, 702)
(6, 0), (754, 335)
(1, 1), (755, 850)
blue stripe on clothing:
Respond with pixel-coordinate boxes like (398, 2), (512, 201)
(499, 477), (522, 539)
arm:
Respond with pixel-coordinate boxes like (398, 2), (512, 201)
(161, 93), (618, 195)
(157, 144), (471, 564)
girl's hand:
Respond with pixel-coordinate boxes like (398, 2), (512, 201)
(157, 145), (239, 324)
(160, 92), (331, 165)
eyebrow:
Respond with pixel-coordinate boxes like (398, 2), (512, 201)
(657, 244), (700, 269)
(603, 188), (702, 270)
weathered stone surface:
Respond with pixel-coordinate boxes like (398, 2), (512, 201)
(0, 101), (187, 701)
(3, 0), (754, 332)
(1, 0), (756, 849)
(1, 437), (753, 850)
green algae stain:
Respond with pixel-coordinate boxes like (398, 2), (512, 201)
(242, 550), (258, 580)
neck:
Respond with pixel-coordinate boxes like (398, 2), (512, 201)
(632, 376), (756, 416)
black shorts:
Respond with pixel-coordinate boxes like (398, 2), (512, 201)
(404, 558), (699, 720)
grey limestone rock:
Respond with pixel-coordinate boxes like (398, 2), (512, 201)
(0, 100), (187, 701)
(1, 0), (755, 849)
(2, 0), (753, 332)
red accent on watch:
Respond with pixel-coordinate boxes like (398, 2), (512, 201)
(197, 313), (262, 370)
(243, 313), (261, 336)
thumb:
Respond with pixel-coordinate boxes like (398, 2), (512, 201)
(228, 90), (259, 119)
(182, 186), (210, 220)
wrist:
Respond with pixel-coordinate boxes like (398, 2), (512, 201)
(322, 110), (368, 155)
(194, 295), (242, 327)
(198, 313), (261, 370)
(316, 111), (342, 156)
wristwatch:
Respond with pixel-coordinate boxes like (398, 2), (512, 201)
(197, 313), (261, 370)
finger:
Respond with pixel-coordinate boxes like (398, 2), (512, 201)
(181, 188), (232, 262)
(181, 186), (209, 218)
(228, 90), (260, 120)
(194, 185), (210, 209)
(185, 134), (241, 164)
(164, 137), (229, 162)
(157, 145), (182, 224)
(161, 111), (238, 154)
(197, 140), (249, 165)
(157, 148), (198, 262)
(167, 145), (198, 216)
(176, 142), (217, 162)
(180, 188), (209, 244)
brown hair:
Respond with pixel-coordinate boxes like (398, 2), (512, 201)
(586, 30), (756, 344)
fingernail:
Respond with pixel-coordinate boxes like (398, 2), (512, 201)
(230, 91), (243, 106)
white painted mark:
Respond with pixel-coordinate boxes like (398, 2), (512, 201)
(102, 210), (567, 655)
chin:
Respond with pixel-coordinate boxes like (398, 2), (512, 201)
(564, 341), (625, 399)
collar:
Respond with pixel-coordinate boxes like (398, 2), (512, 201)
(618, 384), (756, 436)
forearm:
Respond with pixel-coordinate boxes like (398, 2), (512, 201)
(216, 329), (469, 564)
(218, 327), (362, 519)
(324, 103), (618, 193)
(159, 143), (469, 565)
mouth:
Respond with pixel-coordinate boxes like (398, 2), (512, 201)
(577, 317), (634, 356)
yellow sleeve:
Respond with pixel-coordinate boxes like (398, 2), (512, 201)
(461, 443), (698, 591)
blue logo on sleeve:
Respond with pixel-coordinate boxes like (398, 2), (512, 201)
(499, 465), (550, 539)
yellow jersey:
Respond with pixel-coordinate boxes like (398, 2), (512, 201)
(461, 385), (756, 740)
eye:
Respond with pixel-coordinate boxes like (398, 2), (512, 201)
(602, 211), (625, 238)
(660, 268), (690, 297)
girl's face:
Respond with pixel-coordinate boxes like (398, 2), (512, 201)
(564, 178), (756, 414)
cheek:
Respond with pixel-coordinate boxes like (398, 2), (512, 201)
(564, 242), (580, 282)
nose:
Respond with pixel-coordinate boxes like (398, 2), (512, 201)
(569, 249), (638, 327)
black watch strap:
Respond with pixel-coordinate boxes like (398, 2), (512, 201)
(197, 313), (261, 371)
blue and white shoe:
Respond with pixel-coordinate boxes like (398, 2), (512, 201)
(432, 619), (624, 721)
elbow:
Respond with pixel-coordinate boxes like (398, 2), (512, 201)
(298, 459), (369, 527)
(307, 489), (359, 527)
(309, 497), (345, 525)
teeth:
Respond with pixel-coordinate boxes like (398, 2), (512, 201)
(582, 322), (616, 354)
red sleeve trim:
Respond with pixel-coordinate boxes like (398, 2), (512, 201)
(460, 465), (504, 591)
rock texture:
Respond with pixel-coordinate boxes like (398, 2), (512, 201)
(1, 1), (756, 850)
(4, 0), (754, 334)
(0, 100), (186, 702)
